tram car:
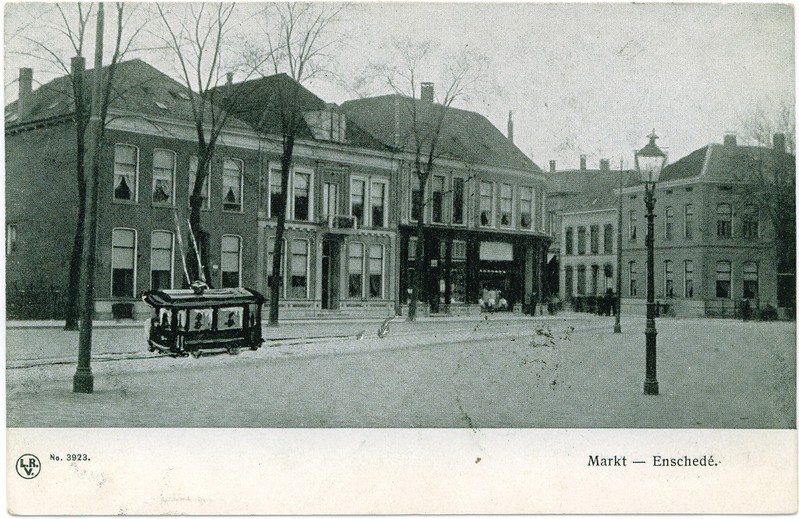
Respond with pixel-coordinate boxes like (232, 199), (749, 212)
(142, 286), (265, 357)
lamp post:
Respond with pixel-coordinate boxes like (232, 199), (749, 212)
(635, 130), (666, 396)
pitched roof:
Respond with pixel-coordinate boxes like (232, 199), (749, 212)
(547, 168), (635, 213)
(212, 74), (390, 150)
(340, 94), (541, 172)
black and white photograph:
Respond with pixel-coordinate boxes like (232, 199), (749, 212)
(4, 1), (797, 514)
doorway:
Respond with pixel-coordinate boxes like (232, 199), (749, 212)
(321, 238), (340, 309)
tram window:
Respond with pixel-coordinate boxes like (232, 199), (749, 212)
(189, 308), (213, 331)
(218, 307), (243, 329)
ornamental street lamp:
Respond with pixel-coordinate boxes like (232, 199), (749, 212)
(635, 130), (667, 396)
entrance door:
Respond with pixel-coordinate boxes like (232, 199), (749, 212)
(321, 239), (340, 309)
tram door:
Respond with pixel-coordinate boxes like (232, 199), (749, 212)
(321, 239), (340, 309)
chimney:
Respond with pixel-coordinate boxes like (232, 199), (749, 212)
(773, 133), (786, 153)
(420, 82), (434, 102)
(724, 132), (737, 147)
(18, 67), (33, 121)
(549, 160), (556, 173)
(507, 111), (514, 144)
(226, 72), (234, 87)
(599, 158), (610, 171)
(580, 154), (587, 170)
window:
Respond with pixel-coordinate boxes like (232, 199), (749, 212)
(684, 204), (693, 239)
(664, 260), (674, 297)
(150, 231), (173, 290)
(6, 224), (17, 255)
(266, 237), (286, 298)
(629, 210), (637, 240)
(603, 224), (613, 254)
(432, 176), (445, 223)
(293, 171), (311, 221)
(717, 204), (732, 238)
(151, 149), (175, 205)
(188, 156), (210, 210)
(664, 206), (674, 240)
(577, 265), (586, 295)
(452, 178), (465, 224)
(269, 168), (282, 218)
(112, 228), (136, 297)
(449, 240), (467, 303)
(629, 261), (637, 296)
(348, 242), (364, 298)
(743, 262), (758, 299)
(480, 181), (493, 226)
(684, 260), (694, 298)
(741, 206), (759, 239)
(564, 266), (573, 298)
(577, 227), (586, 255)
(222, 159), (243, 211)
(408, 236), (423, 261)
(520, 186), (533, 229)
(289, 239), (309, 298)
(351, 179), (365, 225)
(410, 175), (422, 222)
(591, 265), (599, 294)
(369, 244), (384, 298)
(371, 181), (387, 227)
(500, 183), (513, 226)
(565, 227), (573, 255)
(322, 182), (339, 218)
(716, 261), (731, 298)
(114, 144), (137, 202)
(221, 235), (241, 288)
(590, 225), (599, 254)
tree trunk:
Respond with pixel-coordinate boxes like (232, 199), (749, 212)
(408, 177), (427, 322)
(187, 151), (214, 287)
(269, 135), (295, 326)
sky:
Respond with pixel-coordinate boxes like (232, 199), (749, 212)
(3, 2), (795, 170)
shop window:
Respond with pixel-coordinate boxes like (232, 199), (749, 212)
(221, 235), (241, 288)
(112, 228), (136, 297)
(113, 144), (138, 202)
(684, 204), (693, 239)
(629, 261), (637, 297)
(743, 262), (758, 299)
(500, 183), (512, 226)
(452, 178), (465, 224)
(222, 159), (243, 212)
(717, 204), (732, 238)
(716, 261), (731, 298)
(520, 186), (533, 229)
(290, 239), (309, 298)
(449, 240), (467, 303)
(152, 149), (175, 205)
(150, 231), (173, 290)
(368, 244), (384, 298)
(684, 260), (694, 298)
(348, 242), (364, 298)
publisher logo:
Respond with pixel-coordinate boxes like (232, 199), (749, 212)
(16, 454), (41, 479)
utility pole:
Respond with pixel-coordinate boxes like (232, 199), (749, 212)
(73, 3), (104, 393)
(614, 158), (623, 333)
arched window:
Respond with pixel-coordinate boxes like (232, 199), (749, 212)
(150, 231), (173, 290)
(743, 262), (758, 299)
(112, 228), (137, 297)
(221, 235), (242, 288)
(629, 261), (638, 296)
(717, 204), (732, 237)
(716, 261), (731, 298)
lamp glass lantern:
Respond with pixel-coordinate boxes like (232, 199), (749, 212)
(635, 130), (667, 184)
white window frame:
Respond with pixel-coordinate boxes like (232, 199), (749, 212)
(322, 181), (340, 219)
(151, 148), (176, 207)
(222, 158), (244, 213)
(519, 186), (534, 230)
(348, 241), (366, 299)
(479, 181), (494, 228)
(292, 167), (314, 222)
(451, 175), (467, 226)
(267, 237), (287, 299)
(409, 174), (424, 223)
(368, 243), (385, 299)
(221, 234), (243, 288)
(370, 178), (389, 228)
(113, 143), (139, 203)
(150, 230), (175, 290)
(499, 183), (514, 228)
(268, 165), (282, 218)
(684, 204), (694, 238)
(716, 260), (732, 299)
(111, 227), (137, 297)
(663, 259), (674, 298)
(289, 238), (310, 299)
(350, 176), (368, 227)
(431, 174), (447, 224)
(684, 260), (694, 298)
(188, 155), (211, 210)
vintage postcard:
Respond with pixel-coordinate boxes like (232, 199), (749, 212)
(4, 1), (797, 514)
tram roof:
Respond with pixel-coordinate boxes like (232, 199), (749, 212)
(143, 287), (265, 308)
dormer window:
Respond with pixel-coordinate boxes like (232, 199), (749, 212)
(303, 110), (347, 143)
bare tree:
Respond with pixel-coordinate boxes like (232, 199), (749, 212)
(360, 38), (489, 321)
(242, 3), (345, 325)
(12, 3), (146, 330)
(154, 3), (250, 286)
(736, 102), (796, 309)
